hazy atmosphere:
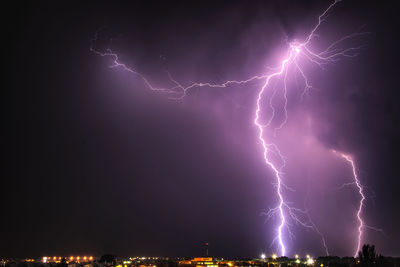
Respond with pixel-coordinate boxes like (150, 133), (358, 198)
(4, 0), (400, 259)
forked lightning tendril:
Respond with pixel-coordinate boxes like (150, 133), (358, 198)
(333, 151), (383, 257)
(92, 0), (373, 256)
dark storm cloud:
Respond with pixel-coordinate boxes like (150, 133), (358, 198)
(4, 0), (400, 259)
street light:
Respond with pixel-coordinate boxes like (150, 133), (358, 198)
(272, 254), (278, 260)
(261, 254), (266, 260)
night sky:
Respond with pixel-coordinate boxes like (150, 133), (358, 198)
(4, 0), (400, 259)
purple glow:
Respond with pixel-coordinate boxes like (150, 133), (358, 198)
(336, 152), (365, 257)
(91, 0), (379, 256)
(332, 151), (383, 257)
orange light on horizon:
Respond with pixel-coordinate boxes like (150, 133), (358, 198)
(89, 256), (93, 261)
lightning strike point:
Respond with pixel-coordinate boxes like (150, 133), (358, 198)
(93, 0), (371, 256)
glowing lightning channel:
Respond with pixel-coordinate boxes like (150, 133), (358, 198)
(252, 0), (355, 255)
(92, 0), (368, 256)
(337, 153), (365, 257)
(333, 151), (384, 257)
(254, 51), (292, 256)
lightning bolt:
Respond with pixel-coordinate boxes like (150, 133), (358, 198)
(333, 151), (383, 257)
(337, 153), (365, 257)
(92, 0), (371, 256)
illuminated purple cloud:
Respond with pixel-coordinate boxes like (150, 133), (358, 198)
(91, 0), (379, 256)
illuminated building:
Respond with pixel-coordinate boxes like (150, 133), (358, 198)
(178, 257), (230, 267)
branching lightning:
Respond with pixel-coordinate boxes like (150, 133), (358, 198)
(336, 152), (365, 257)
(92, 0), (374, 256)
(333, 151), (383, 257)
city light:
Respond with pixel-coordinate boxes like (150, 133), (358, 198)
(296, 259), (301, 264)
(260, 254), (266, 260)
(272, 254), (277, 260)
(295, 254), (299, 259)
(307, 258), (315, 265)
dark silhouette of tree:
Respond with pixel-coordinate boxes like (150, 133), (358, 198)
(359, 244), (376, 267)
(356, 245), (395, 267)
